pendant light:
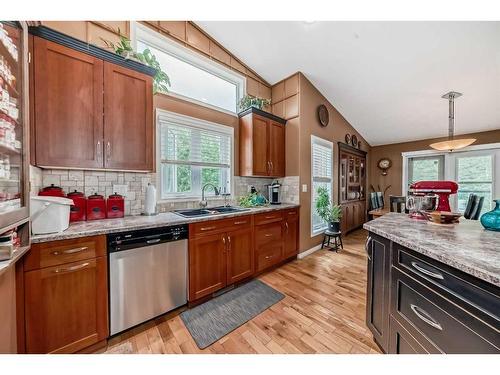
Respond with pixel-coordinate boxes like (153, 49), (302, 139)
(429, 91), (476, 152)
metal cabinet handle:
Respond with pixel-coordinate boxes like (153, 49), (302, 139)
(265, 216), (276, 219)
(96, 141), (102, 164)
(106, 141), (111, 161)
(146, 238), (161, 244)
(264, 233), (273, 237)
(411, 262), (444, 280)
(222, 236), (226, 246)
(410, 304), (443, 331)
(285, 221), (289, 232)
(53, 262), (90, 274)
(270, 161), (274, 173)
(234, 220), (247, 225)
(52, 246), (88, 256)
(365, 236), (372, 261)
(227, 235), (231, 250)
(265, 255), (273, 260)
(200, 226), (216, 231)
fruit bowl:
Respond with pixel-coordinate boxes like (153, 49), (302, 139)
(420, 211), (462, 225)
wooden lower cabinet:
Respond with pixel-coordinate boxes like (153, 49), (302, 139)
(189, 233), (227, 301)
(23, 236), (108, 354)
(227, 227), (254, 285)
(341, 201), (366, 233)
(283, 209), (299, 258)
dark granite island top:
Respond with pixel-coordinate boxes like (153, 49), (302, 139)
(364, 213), (500, 287)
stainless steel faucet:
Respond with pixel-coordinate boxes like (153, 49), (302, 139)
(200, 183), (220, 208)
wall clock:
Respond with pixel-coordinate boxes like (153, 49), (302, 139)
(377, 158), (392, 176)
(345, 134), (351, 144)
(351, 134), (358, 148)
(317, 105), (329, 127)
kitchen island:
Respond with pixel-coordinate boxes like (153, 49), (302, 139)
(363, 213), (499, 354)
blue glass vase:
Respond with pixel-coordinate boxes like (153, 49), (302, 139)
(480, 199), (500, 231)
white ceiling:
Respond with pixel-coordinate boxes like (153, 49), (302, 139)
(196, 21), (500, 146)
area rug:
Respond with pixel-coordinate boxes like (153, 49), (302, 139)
(180, 279), (284, 349)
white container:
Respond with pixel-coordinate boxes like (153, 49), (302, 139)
(143, 183), (157, 215)
(31, 196), (74, 235)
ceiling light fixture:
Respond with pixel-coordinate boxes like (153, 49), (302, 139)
(429, 91), (476, 152)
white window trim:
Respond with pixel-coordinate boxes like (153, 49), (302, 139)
(311, 135), (334, 237)
(131, 22), (245, 115)
(156, 108), (235, 203)
(401, 142), (500, 210)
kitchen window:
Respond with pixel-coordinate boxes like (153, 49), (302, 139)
(132, 22), (245, 114)
(157, 110), (233, 200)
(407, 155), (445, 188)
(311, 135), (334, 236)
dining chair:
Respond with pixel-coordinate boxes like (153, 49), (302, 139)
(464, 194), (484, 220)
(463, 194), (477, 219)
(389, 196), (406, 213)
(376, 192), (384, 209)
(370, 192), (379, 210)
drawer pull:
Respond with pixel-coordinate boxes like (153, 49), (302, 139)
(264, 234), (273, 237)
(234, 220), (247, 225)
(265, 255), (274, 260)
(411, 261), (444, 280)
(410, 304), (443, 331)
(265, 216), (276, 219)
(200, 226), (216, 231)
(52, 246), (88, 256)
(285, 222), (289, 232)
(53, 262), (90, 274)
(365, 236), (372, 261)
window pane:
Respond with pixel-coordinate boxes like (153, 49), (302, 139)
(201, 167), (221, 191)
(409, 157), (443, 183)
(162, 164), (192, 195)
(457, 183), (492, 213)
(312, 181), (332, 233)
(137, 41), (237, 112)
(457, 155), (492, 182)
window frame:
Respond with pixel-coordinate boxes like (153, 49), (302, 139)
(131, 22), (246, 115)
(311, 135), (334, 237)
(407, 155), (445, 187)
(156, 109), (235, 202)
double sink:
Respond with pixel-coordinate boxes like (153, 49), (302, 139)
(174, 206), (250, 218)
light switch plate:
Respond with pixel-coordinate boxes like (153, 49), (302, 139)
(113, 184), (128, 196)
(302, 184), (308, 193)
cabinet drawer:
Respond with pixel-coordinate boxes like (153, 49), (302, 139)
(25, 236), (106, 271)
(255, 222), (282, 247)
(393, 244), (500, 326)
(190, 216), (252, 237)
(391, 268), (499, 353)
(254, 211), (283, 225)
(389, 316), (437, 354)
(284, 208), (299, 221)
(256, 244), (282, 272)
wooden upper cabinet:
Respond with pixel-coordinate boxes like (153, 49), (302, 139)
(103, 62), (153, 171)
(33, 37), (104, 169)
(239, 108), (286, 178)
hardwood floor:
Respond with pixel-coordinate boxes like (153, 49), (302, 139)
(97, 229), (381, 354)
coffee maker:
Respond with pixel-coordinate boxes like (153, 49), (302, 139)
(407, 180), (458, 219)
(267, 181), (282, 205)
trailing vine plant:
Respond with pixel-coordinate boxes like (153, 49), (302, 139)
(238, 95), (271, 111)
(101, 31), (170, 94)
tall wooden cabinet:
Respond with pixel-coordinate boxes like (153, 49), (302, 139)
(239, 107), (286, 178)
(29, 27), (155, 171)
(339, 143), (367, 233)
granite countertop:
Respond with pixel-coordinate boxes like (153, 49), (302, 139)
(363, 212), (500, 287)
(31, 203), (299, 244)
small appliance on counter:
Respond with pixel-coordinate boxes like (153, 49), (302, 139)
(31, 196), (74, 234)
(143, 183), (157, 215)
(107, 193), (125, 219)
(267, 181), (282, 205)
(86, 193), (106, 221)
(408, 180), (458, 219)
(67, 190), (86, 222)
(38, 184), (65, 197)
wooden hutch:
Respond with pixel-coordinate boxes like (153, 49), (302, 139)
(338, 142), (367, 233)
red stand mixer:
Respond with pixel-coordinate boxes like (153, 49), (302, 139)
(407, 181), (458, 219)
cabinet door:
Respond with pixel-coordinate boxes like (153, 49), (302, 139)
(189, 233), (227, 301)
(24, 257), (108, 353)
(341, 204), (348, 233)
(103, 62), (153, 171)
(227, 227), (254, 285)
(252, 116), (270, 176)
(33, 37), (104, 168)
(269, 121), (285, 177)
(366, 232), (391, 353)
(283, 215), (298, 258)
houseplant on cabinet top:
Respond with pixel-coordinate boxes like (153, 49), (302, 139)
(315, 186), (342, 232)
(238, 95), (271, 111)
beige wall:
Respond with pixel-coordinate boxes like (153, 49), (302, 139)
(369, 129), (500, 199)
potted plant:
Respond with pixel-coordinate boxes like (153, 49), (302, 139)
(239, 95), (271, 111)
(315, 186), (342, 232)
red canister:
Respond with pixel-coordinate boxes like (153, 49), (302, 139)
(67, 190), (87, 222)
(86, 193), (106, 221)
(106, 193), (125, 219)
(39, 184), (65, 197)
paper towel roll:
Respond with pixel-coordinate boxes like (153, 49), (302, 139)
(144, 183), (157, 215)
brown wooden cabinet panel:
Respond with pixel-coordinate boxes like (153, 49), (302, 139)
(189, 233), (227, 300)
(256, 243), (282, 272)
(283, 209), (299, 258)
(103, 62), (153, 171)
(24, 257), (108, 354)
(33, 37), (104, 168)
(227, 227), (254, 285)
(251, 116), (270, 176)
(269, 121), (285, 177)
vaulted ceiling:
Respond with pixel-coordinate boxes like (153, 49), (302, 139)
(197, 21), (500, 146)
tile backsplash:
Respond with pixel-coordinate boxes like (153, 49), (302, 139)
(30, 166), (300, 216)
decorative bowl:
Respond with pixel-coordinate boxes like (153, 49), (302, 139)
(421, 211), (462, 225)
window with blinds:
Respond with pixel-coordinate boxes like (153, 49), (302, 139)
(311, 136), (334, 236)
(157, 111), (233, 199)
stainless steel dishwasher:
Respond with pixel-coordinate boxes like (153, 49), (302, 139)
(107, 225), (188, 335)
